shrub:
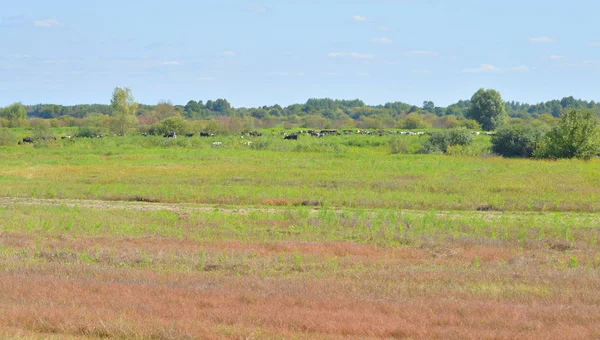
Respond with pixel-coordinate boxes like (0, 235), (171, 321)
(77, 126), (104, 138)
(458, 119), (482, 130)
(400, 114), (430, 130)
(535, 109), (600, 160)
(148, 116), (189, 136)
(0, 128), (17, 146)
(491, 125), (547, 157)
(420, 128), (474, 154)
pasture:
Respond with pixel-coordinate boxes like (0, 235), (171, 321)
(1, 132), (599, 339)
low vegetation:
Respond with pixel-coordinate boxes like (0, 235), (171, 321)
(0, 88), (599, 338)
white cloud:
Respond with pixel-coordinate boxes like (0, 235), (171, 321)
(549, 55), (565, 60)
(461, 64), (534, 73)
(33, 18), (62, 28)
(410, 69), (433, 75)
(274, 72), (304, 77)
(529, 37), (555, 43)
(161, 61), (180, 66)
(509, 65), (534, 72)
(402, 50), (439, 57)
(328, 52), (375, 60)
(462, 64), (500, 73)
(356, 72), (371, 77)
(221, 50), (236, 57)
(371, 37), (392, 45)
(589, 42), (600, 47)
(352, 15), (367, 22)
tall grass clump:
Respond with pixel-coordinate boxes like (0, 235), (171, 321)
(0, 128), (17, 146)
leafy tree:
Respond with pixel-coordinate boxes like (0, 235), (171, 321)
(1, 103), (27, 120)
(491, 125), (547, 157)
(422, 101), (435, 113)
(466, 89), (507, 131)
(535, 109), (600, 160)
(110, 87), (138, 135)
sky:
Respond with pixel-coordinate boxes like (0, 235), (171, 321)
(0, 0), (599, 108)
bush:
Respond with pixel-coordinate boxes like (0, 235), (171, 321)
(535, 109), (600, 160)
(149, 116), (189, 136)
(400, 114), (430, 129)
(77, 126), (104, 138)
(491, 125), (547, 157)
(0, 128), (17, 146)
(420, 128), (474, 154)
(458, 119), (482, 130)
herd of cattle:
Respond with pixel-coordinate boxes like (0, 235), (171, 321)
(15, 129), (496, 146)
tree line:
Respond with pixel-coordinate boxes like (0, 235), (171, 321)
(12, 93), (600, 123)
(1, 87), (599, 160)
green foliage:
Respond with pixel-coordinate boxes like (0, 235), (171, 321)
(77, 114), (113, 137)
(535, 109), (600, 160)
(0, 128), (17, 146)
(389, 137), (422, 154)
(492, 125), (547, 158)
(401, 114), (430, 129)
(458, 119), (482, 130)
(149, 116), (189, 135)
(420, 128), (474, 154)
(467, 89), (507, 131)
(110, 87), (139, 135)
(1, 103), (27, 123)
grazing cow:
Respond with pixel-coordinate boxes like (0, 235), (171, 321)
(211, 142), (223, 148)
(163, 132), (177, 138)
(141, 132), (148, 136)
(185, 133), (195, 137)
(19, 137), (34, 145)
(61, 136), (72, 139)
(284, 134), (298, 140)
(245, 141), (253, 146)
(200, 132), (211, 137)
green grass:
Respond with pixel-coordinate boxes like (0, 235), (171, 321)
(1, 134), (599, 212)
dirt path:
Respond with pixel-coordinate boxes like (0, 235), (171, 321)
(1, 196), (599, 223)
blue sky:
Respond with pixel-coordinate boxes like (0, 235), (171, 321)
(1, 0), (599, 108)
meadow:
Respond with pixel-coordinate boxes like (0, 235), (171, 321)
(0, 132), (599, 339)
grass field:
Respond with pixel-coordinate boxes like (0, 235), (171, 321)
(1, 134), (599, 338)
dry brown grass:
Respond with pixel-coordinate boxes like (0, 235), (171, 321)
(1, 229), (600, 339)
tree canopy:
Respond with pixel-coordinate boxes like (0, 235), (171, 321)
(466, 89), (507, 131)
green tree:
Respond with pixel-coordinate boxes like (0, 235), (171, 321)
(466, 89), (507, 131)
(110, 87), (138, 135)
(535, 109), (600, 160)
(1, 103), (27, 120)
(422, 101), (435, 113)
